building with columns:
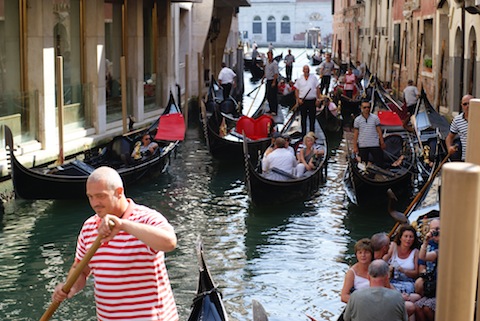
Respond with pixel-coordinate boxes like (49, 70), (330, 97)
(0, 0), (249, 178)
(238, 0), (333, 48)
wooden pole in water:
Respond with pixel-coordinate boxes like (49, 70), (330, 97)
(436, 162), (480, 321)
(55, 56), (64, 165)
(120, 56), (127, 134)
(436, 40), (446, 111)
(198, 52), (203, 102)
(184, 54), (189, 129)
(415, 33), (423, 85)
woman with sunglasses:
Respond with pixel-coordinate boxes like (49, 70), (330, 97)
(131, 134), (159, 159)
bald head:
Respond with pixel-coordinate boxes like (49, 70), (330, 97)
(87, 166), (124, 191)
(368, 259), (389, 278)
(274, 137), (286, 148)
(371, 232), (390, 260)
(461, 94), (473, 118)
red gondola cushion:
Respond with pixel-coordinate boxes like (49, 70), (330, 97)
(235, 115), (273, 140)
(378, 110), (403, 127)
(155, 113), (185, 141)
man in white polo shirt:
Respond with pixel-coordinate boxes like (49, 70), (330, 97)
(218, 62), (236, 99)
(295, 65), (321, 137)
(353, 100), (386, 166)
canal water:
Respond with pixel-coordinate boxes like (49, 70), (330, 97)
(0, 48), (403, 321)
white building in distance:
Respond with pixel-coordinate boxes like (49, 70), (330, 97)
(238, 0), (333, 48)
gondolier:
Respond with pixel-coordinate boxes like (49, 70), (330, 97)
(284, 49), (295, 82)
(353, 100), (385, 166)
(51, 166), (179, 321)
(446, 94), (473, 161)
(262, 51), (279, 115)
(319, 53), (335, 95)
(403, 80), (420, 115)
(295, 65), (321, 137)
(218, 62), (236, 99)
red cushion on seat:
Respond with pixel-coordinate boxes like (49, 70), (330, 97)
(235, 115), (273, 140)
(155, 113), (185, 141)
(378, 110), (403, 126)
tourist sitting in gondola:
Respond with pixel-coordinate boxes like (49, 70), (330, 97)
(263, 132), (282, 158)
(318, 96), (339, 117)
(412, 218), (439, 321)
(385, 224), (420, 295)
(131, 134), (159, 160)
(340, 238), (374, 303)
(283, 134), (295, 155)
(261, 136), (298, 181)
(295, 131), (325, 177)
(278, 79), (296, 108)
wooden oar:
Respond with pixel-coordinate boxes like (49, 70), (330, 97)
(246, 82), (262, 116)
(280, 88), (312, 134)
(246, 83), (262, 97)
(387, 152), (451, 238)
(39, 222), (114, 321)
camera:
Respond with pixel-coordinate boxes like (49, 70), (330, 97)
(431, 230), (439, 237)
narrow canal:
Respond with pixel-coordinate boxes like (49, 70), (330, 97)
(0, 48), (402, 321)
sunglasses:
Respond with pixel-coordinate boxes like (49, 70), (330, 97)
(462, 102), (470, 106)
(144, 137), (151, 141)
(362, 106), (371, 109)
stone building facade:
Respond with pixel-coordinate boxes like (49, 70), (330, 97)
(238, 0), (333, 48)
(0, 0), (248, 178)
(333, 0), (480, 115)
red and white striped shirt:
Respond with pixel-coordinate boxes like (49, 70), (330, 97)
(76, 200), (178, 321)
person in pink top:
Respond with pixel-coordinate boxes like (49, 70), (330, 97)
(51, 166), (179, 321)
(344, 67), (357, 98)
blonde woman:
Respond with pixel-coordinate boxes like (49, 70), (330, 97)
(295, 132), (324, 177)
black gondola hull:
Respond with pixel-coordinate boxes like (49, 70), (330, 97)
(245, 162), (324, 206)
(187, 240), (228, 321)
(5, 95), (181, 200)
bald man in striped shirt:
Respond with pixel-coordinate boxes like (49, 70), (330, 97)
(52, 166), (178, 321)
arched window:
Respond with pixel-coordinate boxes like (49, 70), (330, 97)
(281, 16), (290, 34)
(267, 16), (276, 42)
(252, 16), (262, 34)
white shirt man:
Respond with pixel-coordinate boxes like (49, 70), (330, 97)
(218, 63), (236, 98)
(262, 137), (297, 181)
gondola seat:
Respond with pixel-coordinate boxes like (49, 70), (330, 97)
(220, 99), (237, 115)
(383, 134), (404, 168)
(378, 110), (403, 128)
(235, 115), (273, 140)
(105, 136), (134, 166)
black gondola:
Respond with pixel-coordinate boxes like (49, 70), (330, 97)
(411, 89), (450, 169)
(307, 51), (322, 66)
(187, 238), (229, 321)
(316, 99), (343, 138)
(5, 95), (181, 200)
(343, 109), (416, 206)
(243, 119), (328, 206)
(200, 83), (275, 164)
